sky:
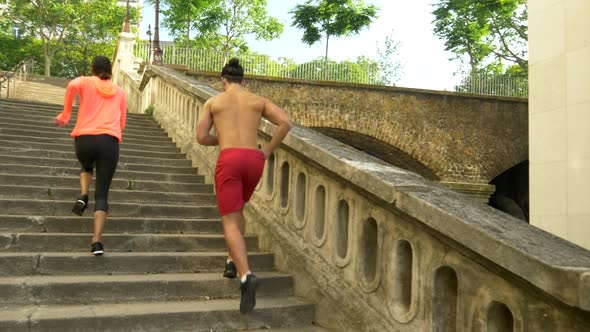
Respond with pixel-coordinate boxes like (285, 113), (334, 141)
(140, 0), (463, 91)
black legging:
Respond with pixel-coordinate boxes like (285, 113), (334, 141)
(74, 134), (120, 212)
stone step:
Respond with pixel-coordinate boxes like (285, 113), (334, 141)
(0, 126), (178, 146)
(251, 327), (330, 332)
(0, 147), (192, 167)
(0, 252), (274, 276)
(0, 100), (151, 119)
(0, 121), (173, 142)
(0, 216), (223, 234)
(0, 112), (166, 132)
(1, 154), (197, 175)
(0, 199), (218, 218)
(0, 297), (314, 332)
(0, 102), (154, 125)
(0, 101), (156, 120)
(0, 272), (293, 306)
(0, 232), (256, 253)
(0, 163), (203, 184)
(0, 132), (178, 153)
(0, 139), (184, 160)
(0, 185), (216, 206)
(0, 174), (211, 193)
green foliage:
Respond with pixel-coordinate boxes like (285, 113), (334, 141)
(144, 105), (155, 116)
(3, 0), (133, 77)
(290, 0), (379, 61)
(144, 0), (215, 47)
(432, 0), (528, 75)
(288, 56), (381, 84)
(153, 0), (284, 60)
(0, 35), (43, 72)
(376, 30), (403, 86)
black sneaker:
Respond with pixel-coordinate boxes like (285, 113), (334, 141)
(223, 260), (237, 279)
(91, 242), (104, 256)
(240, 274), (258, 314)
(72, 195), (88, 216)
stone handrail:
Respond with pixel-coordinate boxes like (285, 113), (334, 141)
(0, 59), (35, 99)
(119, 64), (590, 331)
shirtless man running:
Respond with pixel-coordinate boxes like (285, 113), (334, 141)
(196, 58), (292, 313)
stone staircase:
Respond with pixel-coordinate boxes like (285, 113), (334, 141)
(11, 75), (72, 105)
(0, 97), (322, 331)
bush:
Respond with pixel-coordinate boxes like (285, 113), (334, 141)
(144, 105), (155, 116)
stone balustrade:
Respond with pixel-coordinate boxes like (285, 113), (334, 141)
(119, 64), (590, 332)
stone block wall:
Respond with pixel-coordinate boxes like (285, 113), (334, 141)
(187, 71), (528, 185)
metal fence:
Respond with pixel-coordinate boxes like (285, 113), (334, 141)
(134, 42), (528, 98)
(454, 73), (528, 98)
(0, 59), (35, 99)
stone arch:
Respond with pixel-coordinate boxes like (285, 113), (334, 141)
(311, 127), (439, 181)
(489, 160), (529, 222)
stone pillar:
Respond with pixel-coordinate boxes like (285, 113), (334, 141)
(529, 0), (590, 249)
(112, 31), (137, 85)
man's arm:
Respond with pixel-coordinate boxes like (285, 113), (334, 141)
(196, 99), (219, 146)
(261, 98), (292, 158)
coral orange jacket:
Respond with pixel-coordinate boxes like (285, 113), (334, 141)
(56, 76), (127, 142)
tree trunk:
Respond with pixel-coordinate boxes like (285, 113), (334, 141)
(324, 33), (329, 80)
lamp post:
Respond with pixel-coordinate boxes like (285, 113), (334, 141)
(123, 0), (131, 33)
(151, 0), (163, 65)
(146, 24), (152, 62)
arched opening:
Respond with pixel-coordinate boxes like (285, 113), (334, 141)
(489, 160), (528, 222)
(314, 186), (326, 240)
(336, 200), (349, 259)
(295, 173), (306, 221)
(487, 302), (514, 332)
(394, 240), (413, 312)
(266, 154), (275, 195)
(432, 266), (458, 332)
(361, 218), (378, 283)
(280, 162), (290, 208)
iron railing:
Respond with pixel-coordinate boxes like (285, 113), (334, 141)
(0, 59), (36, 99)
(134, 42), (529, 98)
(454, 73), (528, 98)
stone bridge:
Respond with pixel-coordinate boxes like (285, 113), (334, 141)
(186, 71), (528, 191)
(111, 32), (590, 329)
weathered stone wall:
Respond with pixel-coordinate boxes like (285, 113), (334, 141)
(129, 65), (590, 332)
(187, 71), (528, 185)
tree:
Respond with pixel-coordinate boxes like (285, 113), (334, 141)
(60, 1), (135, 77)
(432, 0), (492, 80)
(5, 0), (84, 76)
(376, 30), (403, 86)
(2, 0), (130, 76)
(484, 0), (528, 72)
(189, 0), (283, 62)
(145, 0), (214, 50)
(288, 56), (380, 84)
(290, 0), (378, 78)
(432, 0), (527, 76)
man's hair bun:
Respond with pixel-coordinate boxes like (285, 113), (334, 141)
(228, 58), (240, 67)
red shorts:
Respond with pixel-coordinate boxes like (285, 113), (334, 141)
(215, 148), (265, 216)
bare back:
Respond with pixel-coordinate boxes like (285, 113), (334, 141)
(208, 88), (265, 150)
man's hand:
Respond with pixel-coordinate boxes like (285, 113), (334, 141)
(260, 148), (270, 160)
(55, 118), (67, 128)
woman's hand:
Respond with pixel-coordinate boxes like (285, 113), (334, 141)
(55, 118), (67, 128)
